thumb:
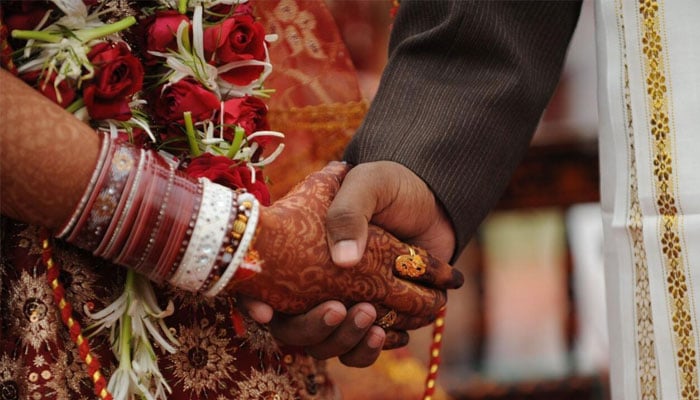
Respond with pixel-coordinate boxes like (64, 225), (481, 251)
(326, 163), (389, 267)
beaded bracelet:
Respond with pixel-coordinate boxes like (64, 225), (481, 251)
(199, 193), (253, 293)
(204, 192), (260, 297)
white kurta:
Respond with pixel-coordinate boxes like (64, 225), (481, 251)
(596, 0), (700, 398)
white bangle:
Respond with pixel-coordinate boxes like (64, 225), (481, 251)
(204, 192), (260, 297)
(169, 178), (233, 292)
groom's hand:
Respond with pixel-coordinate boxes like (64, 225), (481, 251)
(326, 161), (456, 265)
(242, 298), (399, 367)
(243, 161), (462, 367)
(238, 162), (460, 317)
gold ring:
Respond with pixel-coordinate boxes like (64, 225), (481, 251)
(395, 246), (427, 278)
(376, 310), (397, 329)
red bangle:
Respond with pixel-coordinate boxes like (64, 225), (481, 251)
(69, 142), (142, 252)
(56, 133), (111, 239)
(137, 165), (187, 281)
(153, 174), (202, 283)
(98, 150), (149, 260)
(116, 155), (172, 269)
(131, 159), (175, 274)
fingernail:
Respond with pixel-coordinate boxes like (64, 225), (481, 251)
(451, 269), (465, 288)
(323, 309), (344, 327)
(367, 331), (385, 349)
(332, 240), (360, 266)
(354, 310), (374, 329)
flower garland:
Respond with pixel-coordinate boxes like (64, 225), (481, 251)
(4, 0), (282, 398)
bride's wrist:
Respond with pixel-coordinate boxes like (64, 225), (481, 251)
(60, 134), (265, 296)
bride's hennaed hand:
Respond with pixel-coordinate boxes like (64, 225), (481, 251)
(230, 161), (463, 331)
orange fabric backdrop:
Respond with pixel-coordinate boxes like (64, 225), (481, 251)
(257, 0), (368, 199)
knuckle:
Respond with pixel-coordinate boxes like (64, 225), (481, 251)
(340, 353), (375, 368)
(325, 208), (365, 237)
(270, 321), (315, 346)
(306, 347), (336, 361)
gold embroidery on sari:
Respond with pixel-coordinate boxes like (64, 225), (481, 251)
(0, 355), (27, 399)
(268, 100), (368, 158)
(241, 316), (281, 358)
(638, 0), (699, 397)
(10, 270), (59, 352)
(234, 368), (297, 399)
(617, 1), (660, 396)
(167, 321), (238, 395)
(266, 100), (368, 198)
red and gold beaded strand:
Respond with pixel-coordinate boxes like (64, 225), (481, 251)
(40, 229), (113, 400)
(423, 306), (446, 400)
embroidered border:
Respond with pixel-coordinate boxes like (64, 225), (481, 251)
(637, 0), (699, 397)
(617, 1), (660, 397)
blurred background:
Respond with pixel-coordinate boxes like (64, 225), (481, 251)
(269, 0), (607, 398)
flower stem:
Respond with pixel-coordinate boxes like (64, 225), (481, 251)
(253, 88), (276, 99)
(178, 0), (188, 14)
(183, 112), (201, 157)
(75, 16), (137, 42)
(66, 98), (85, 114)
(12, 17), (137, 44)
(11, 30), (61, 43)
(120, 271), (135, 366)
(227, 126), (245, 159)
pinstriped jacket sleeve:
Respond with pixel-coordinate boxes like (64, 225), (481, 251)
(344, 0), (583, 255)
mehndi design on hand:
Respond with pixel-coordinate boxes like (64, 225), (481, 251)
(233, 162), (462, 331)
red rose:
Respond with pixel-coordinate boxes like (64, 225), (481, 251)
(83, 42), (144, 121)
(185, 153), (270, 205)
(235, 166), (271, 206)
(233, 3), (255, 17)
(141, 10), (190, 64)
(21, 70), (77, 108)
(2, 1), (55, 32)
(116, 127), (151, 148)
(217, 95), (269, 144)
(209, 3), (255, 20)
(152, 78), (220, 125)
(203, 16), (266, 85)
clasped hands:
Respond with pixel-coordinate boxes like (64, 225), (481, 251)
(235, 161), (463, 367)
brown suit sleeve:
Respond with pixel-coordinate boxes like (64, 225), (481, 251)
(344, 0), (582, 256)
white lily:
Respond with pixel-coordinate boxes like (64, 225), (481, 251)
(216, 40), (275, 100)
(239, 130), (286, 168)
(149, 7), (220, 93)
(183, 108), (285, 167)
(85, 270), (179, 400)
(12, 1), (137, 100)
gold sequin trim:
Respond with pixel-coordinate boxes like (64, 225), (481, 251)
(638, 0), (699, 397)
(617, 1), (660, 397)
(269, 100), (368, 157)
(269, 100), (368, 127)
